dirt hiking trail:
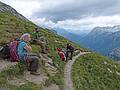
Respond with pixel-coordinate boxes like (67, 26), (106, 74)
(64, 52), (90, 90)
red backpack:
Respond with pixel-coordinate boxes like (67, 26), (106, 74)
(59, 51), (66, 61)
(9, 40), (19, 62)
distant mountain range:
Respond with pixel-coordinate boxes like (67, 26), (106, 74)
(108, 48), (120, 60)
(52, 25), (120, 61)
(79, 25), (120, 61)
(51, 28), (87, 44)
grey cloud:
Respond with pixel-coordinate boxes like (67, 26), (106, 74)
(32, 0), (120, 22)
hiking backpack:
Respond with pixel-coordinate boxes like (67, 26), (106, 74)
(67, 45), (74, 52)
(59, 51), (66, 61)
(9, 40), (19, 62)
(0, 44), (10, 59)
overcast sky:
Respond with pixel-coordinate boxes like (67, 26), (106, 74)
(1, 0), (120, 33)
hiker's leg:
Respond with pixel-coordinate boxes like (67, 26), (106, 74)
(66, 51), (68, 61)
(29, 56), (39, 72)
(70, 51), (73, 60)
(68, 51), (71, 60)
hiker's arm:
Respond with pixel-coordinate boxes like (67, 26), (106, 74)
(24, 44), (32, 52)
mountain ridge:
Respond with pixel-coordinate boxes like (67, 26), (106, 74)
(79, 25), (120, 60)
(0, 1), (27, 21)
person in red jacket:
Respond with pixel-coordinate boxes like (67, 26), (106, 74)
(57, 48), (66, 61)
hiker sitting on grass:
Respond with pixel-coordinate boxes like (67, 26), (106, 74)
(57, 48), (66, 61)
(17, 33), (40, 75)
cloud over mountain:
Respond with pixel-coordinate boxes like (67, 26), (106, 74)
(1, 0), (120, 32)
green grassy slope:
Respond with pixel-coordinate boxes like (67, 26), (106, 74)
(1, 12), (120, 90)
(72, 53), (120, 90)
(0, 12), (86, 90)
(0, 12), (36, 44)
(0, 12), (43, 90)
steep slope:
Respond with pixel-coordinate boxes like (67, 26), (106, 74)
(72, 53), (120, 90)
(0, 1), (27, 20)
(79, 25), (120, 60)
(0, 3), (86, 90)
(0, 12), (35, 44)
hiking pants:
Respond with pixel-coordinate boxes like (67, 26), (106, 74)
(28, 55), (39, 72)
(66, 51), (73, 60)
(19, 54), (39, 72)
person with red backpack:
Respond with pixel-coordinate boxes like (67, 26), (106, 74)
(57, 48), (66, 61)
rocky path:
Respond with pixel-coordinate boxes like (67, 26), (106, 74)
(64, 52), (90, 90)
(0, 60), (17, 72)
(0, 52), (90, 90)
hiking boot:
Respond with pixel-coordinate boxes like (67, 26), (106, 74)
(30, 71), (40, 76)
